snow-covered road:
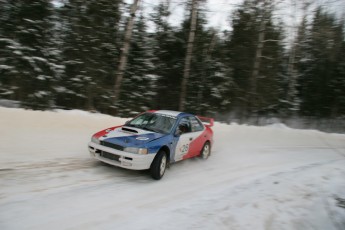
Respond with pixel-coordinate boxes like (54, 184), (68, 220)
(1, 108), (345, 230)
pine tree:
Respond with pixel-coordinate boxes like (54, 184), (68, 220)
(282, 1), (312, 115)
(113, 0), (140, 111)
(117, 12), (155, 116)
(156, 1), (231, 115)
(179, 0), (198, 111)
(224, 0), (284, 118)
(0, 0), (57, 109)
(184, 12), (231, 115)
(150, 2), (185, 111)
(331, 29), (345, 116)
(298, 8), (345, 117)
(57, 0), (121, 112)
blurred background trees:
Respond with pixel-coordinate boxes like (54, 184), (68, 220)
(0, 0), (344, 121)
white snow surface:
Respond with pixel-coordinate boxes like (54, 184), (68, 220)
(1, 107), (345, 230)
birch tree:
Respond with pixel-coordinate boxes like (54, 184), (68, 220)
(113, 0), (140, 109)
(226, 0), (283, 118)
(179, 0), (198, 111)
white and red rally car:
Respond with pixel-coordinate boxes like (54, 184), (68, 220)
(88, 110), (214, 180)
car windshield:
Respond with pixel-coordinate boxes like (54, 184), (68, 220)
(126, 113), (177, 134)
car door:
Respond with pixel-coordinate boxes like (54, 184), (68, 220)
(173, 116), (204, 161)
(186, 116), (206, 157)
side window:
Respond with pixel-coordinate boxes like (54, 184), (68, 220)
(189, 116), (204, 132)
(177, 117), (191, 135)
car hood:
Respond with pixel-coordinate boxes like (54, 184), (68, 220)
(99, 126), (166, 147)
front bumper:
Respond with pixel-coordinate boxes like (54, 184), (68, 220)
(88, 142), (155, 170)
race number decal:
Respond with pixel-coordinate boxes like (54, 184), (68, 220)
(179, 144), (189, 154)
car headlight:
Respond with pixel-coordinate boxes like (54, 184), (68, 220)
(91, 136), (100, 144)
(124, 147), (148, 154)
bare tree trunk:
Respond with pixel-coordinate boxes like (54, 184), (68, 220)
(287, 0), (298, 106)
(287, 0), (311, 114)
(197, 31), (217, 114)
(287, 46), (297, 99)
(113, 0), (140, 109)
(287, 36), (300, 116)
(179, 0), (198, 111)
(250, 0), (268, 116)
(287, 0), (297, 107)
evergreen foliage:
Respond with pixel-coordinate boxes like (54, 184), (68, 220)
(0, 0), (58, 109)
(56, 0), (121, 113)
(118, 12), (156, 116)
(298, 8), (345, 117)
(224, 0), (284, 118)
(150, 2), (185, 111)
(0, 0), (344, 120)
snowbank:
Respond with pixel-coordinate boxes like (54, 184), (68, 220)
(0, 107), (344, 230)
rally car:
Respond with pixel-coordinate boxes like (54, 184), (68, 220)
(88, 110), (214, 180)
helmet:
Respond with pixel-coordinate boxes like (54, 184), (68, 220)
(178, 122), (189, 133)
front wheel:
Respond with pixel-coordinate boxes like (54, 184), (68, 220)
(200, 142), (211, 159)
(150, 151), (167, 180)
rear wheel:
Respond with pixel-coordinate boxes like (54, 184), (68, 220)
(150, 151), (167, 180)
(200, 142), (211, 159)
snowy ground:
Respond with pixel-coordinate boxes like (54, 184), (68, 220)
(0, 107), (345, 230)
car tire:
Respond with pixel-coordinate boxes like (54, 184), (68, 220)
(150, 150), (167, 180)
(200, 142), (211, 159)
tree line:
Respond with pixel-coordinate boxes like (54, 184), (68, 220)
(0, 0), (344, 120)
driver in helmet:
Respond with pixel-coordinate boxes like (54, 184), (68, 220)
(178, 122), (189, 134)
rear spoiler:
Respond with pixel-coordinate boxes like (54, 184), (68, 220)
(197, 116), (214, 127)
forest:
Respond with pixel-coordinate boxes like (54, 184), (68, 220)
(0, 0), (344, 123)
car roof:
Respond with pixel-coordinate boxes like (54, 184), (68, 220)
(150, 110), (193, 118)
